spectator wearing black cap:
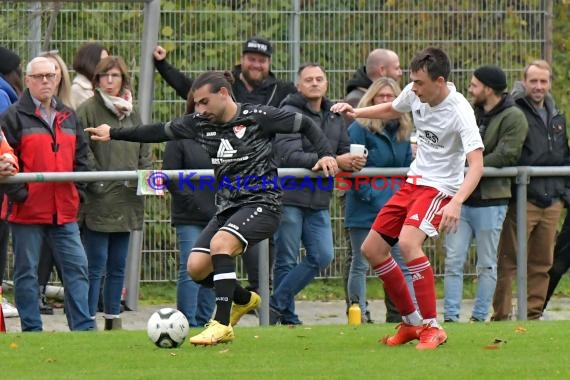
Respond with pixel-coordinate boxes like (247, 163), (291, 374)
(152, 37), (296, 303)
(0, 46), (23, 319)
(152, 36), (295, 107)
(493, 60), (568, 321)
(443, 64), (529, 323)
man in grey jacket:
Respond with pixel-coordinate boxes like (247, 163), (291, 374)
(270, 63), (366, 324)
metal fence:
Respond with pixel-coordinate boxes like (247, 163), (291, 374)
(0, 1), (550, 283)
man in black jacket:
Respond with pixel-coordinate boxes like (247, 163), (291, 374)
(345, 48), (402, 108)
(153, 36), (296, 106)
(492, 60), (569, 320)
(153, 36), (296, 297)
(270, 63), (365, 325)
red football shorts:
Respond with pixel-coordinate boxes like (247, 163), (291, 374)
(371, 183), (451, 239)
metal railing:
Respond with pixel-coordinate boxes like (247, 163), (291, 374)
(2, 165), (565, 322)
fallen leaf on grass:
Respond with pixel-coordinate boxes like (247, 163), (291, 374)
(9, 342), (18, 349)
(515, 326), (527, 333)
(484, 338), (506, 350)
(170, 352), (177, 356)
(218, 349), (230, 354)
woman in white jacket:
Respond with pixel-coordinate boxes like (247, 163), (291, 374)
(70, 42), (108, 110)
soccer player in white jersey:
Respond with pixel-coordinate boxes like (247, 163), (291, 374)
(331, 47), (484, 349)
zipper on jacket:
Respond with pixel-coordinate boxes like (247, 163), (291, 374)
(265, 84), (278, 105)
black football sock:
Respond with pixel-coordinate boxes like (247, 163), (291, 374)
(233, 283), (252, 305)
(195, 272), (214, 288)
(212, 254), (236, 326)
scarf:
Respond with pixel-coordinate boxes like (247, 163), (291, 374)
(97, 88), (133, 120)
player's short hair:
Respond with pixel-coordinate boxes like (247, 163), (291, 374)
(410, 47), (451, 81)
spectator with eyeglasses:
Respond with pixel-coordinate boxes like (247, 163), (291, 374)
(0, 56), (94, 331)
(76, 56), (152, 330)
(35, 50), (73, 316)
(344, 77), (416, 324)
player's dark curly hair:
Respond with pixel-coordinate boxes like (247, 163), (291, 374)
(410, 47), (450, 81)
(190, 70), (233, 93)
(186, 71), (235, 113)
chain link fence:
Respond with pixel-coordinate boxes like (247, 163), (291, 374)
(0, 1), (548, 283)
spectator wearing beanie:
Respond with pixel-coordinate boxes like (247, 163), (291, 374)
(472, 65), (508, 93)
(0, 46), (22, 319)
(0, 46), (22, 112)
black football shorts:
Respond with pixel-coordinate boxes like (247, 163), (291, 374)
(192, 205), (281, 254)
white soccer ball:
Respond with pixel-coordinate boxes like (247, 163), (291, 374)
(147, 308), (190, 348)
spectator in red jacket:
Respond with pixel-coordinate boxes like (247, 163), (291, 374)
(0, 56), (93, 331)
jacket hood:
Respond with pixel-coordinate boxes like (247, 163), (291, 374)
(511, 81), (526, 100)
(474, 93), (516, 125)
(0, 75), (18, 104)
(279, 91), (334, 114)
(345, 66), (372, 94)
(511, 80), (560, 117)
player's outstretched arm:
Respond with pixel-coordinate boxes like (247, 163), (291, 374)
(85, 124), (111, 141)
(85, 121), (184, 143)
(330, 102), (401, 120)
(297, 114), (338, 174)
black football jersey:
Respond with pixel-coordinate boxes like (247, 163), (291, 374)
(111, 103), (334, 214)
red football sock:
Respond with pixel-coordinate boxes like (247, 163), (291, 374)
(408, 256), (437, 320)
(373, 257), (415, 316)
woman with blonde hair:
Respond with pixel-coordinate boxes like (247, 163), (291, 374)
(345, 77), (415, 323)
(40, 51), (72, 107)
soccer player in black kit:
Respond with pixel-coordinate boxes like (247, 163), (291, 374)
(85, 71), (338, 345)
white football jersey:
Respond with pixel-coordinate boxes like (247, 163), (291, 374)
(392, 82), (484, 195)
